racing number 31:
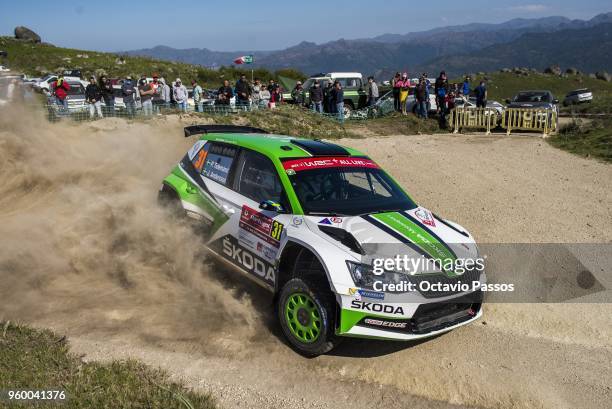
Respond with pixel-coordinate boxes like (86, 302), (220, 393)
(271, 220), (283, 240)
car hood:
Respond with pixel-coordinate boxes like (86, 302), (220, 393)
(303, 206), (478, 264)
(508, 101), (553, 108)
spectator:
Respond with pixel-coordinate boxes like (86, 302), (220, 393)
(435, 71), (449, 123)
(173, 78), (188, 112)
(367, 76), (379, 107)
(268, 79), (278, 93)
(323, 81), (334, 113)
(259, 85), (271, 108)
(331, 81), (345, 123)
(122, 76), (136, 116)
(192, 80), (203, 112)
(235, 74), (252, 108)
(139, 77), (155, 116)
(415, 78), (428, 119)
(217, 79), (233, 105)
(151, 74), (165, 112)
(391, 72), (401, 112)
(291, 81), (305, 106)
(85, 76), (103, 119)
(398, 73), (410, 115)
(446, 90), (456, 111)
(269, 85), (282, 109)
(252, 78), (262, 107)
(159, 77), (171, 108)
(99, 75), (114, 114)
(475, 81), (487, 108)
(51, 74), (70, 111)
(309, 79), (323, 113)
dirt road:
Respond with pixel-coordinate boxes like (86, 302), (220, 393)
(1, 107), (610, 409)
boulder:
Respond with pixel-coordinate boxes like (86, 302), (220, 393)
(500, 68), (511, 73)
(595, 71), (611, 82)
(588, 73), (597, 79)
(544, 65), (562, 76)
(566, 67), (580, 75)
(14, 26), (41, 43)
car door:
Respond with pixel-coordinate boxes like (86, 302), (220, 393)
(208, 147), (289, 288)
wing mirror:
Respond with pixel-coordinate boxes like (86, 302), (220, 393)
(505, 98), (511, 104)
(552, 99), (559, 104)
(259, 200), (285, 213)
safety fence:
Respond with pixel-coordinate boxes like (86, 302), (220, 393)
(449, 107), (498, 135)
(42, 101), (378, 123)
(502, 108), (558, 136)
(449, 107), (558, 136)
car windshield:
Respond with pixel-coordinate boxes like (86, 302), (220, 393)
(302, 78), (328, 89)
(287, 162), (417, 216)
(66, 84), (85, 95)
(514, 92), (551, 103)
(41, 74), (54, 81)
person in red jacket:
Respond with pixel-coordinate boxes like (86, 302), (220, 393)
(52, 74), (71, 111)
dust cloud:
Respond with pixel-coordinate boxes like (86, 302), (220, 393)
(0, 104), (263, 355)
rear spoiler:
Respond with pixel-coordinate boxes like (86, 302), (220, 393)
(184, 125), (268, 137)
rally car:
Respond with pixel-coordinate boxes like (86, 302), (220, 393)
(159, 125), (484, 356)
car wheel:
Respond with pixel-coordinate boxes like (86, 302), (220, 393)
(157, 184), (185, 218)
(343, 103), (353, 119)
(277, 277), (340, 357)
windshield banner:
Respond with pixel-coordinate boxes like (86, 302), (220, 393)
(282, 157), (379, 172)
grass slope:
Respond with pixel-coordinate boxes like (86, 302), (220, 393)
(0, 321), (217, 409)
(549, 119), (612, 162)
(455, 72), (612, 113)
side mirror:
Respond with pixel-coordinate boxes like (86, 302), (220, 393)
(552, 99), (559, 104)
(259, 200), (285, 213)
(505, 98), (511, 104)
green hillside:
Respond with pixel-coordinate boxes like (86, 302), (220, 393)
(0, 37), (302, 87)
(456, 72), (612, 113)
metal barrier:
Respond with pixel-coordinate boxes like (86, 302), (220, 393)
(43, 102), (263, 122)
(450, 107), (498, 135)
(501, 108), (558, 137)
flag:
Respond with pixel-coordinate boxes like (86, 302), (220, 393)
(233, 55), (254, 65)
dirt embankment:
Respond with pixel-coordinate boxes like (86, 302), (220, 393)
(1, 106), (611, 409)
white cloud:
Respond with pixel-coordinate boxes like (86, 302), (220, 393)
(508, 4), (549, 12)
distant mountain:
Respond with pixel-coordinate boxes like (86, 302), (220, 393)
(123, 13), (612, 76)
(419, 22), (612, 75)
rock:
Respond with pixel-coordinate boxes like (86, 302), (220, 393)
(477, 71), (485, 76)
(14, 26), (41, 43)
(95, 69), (107, 78)
(501, 68), (511, 73)
(589, 73), (597, 79)
(566, 67), (580, 75)
(76, 54), (89, 59)
(544, 65), (562, 76)
(115, 57), (126, 65)
(595, 71), (611, 82)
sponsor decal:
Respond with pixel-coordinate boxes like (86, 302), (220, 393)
(330, 217), (343, 224)
(318, 218), (333, 225)
(363, 318), (408, 329)
(282, 157), (379, 172)
(286, 169), (296, 176)
(222, 236), (275, 285)
(349, 288), (385, 301)
(350, 300), (404, 315)
(256, 241), (278, 262)
(291, 216), (303, 226)
(187, 140), (207, 160)
(239, 205), (284, 248)
(415, 208), (436, 227)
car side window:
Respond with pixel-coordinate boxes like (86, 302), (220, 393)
(200, 143), (238, 186)
(233, 149), (283, 204)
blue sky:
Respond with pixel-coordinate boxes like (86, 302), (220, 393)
(1, 0), (610, 51)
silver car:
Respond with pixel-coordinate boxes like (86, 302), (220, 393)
(563, 89), (593, 106)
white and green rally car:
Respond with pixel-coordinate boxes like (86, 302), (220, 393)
(159, 125), (484, 356)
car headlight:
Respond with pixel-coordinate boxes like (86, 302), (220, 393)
(346, 261), (406, 291)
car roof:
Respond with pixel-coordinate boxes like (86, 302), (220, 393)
(200, 133), (367, 159)
(517, 90), (552, 94)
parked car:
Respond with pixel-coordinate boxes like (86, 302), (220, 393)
(0, 65), (10, 72)
(47, 81), (87, 114)
(563, 88), (593, 106)
(506, 90), (559, 113)
(455, 97), (505, 116)
(34, 74), (82, 93)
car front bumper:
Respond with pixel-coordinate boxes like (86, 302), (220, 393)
(336, 290), (483, 340)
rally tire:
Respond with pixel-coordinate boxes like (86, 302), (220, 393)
(277, 277), (340, 357)
(157, 184), (185, 218)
